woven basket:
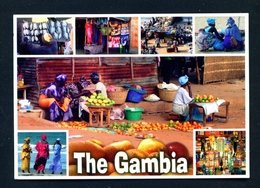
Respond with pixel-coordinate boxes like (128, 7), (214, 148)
(157, 84), (177, 102)
(107, 87), (129, 104)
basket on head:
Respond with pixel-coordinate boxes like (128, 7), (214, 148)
(107, 87), (129, 105)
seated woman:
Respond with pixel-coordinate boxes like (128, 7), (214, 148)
(38, 74), (73, 122)
(223, 17), (244, 51)
(172, 75), (203, 122)
(65, 76), (92, 121)
(79, 72), (108, 122)
(203, 18), (224, 51)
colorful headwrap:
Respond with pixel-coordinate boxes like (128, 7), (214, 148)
(207, 18), (216, 25)
(24, 137), (30, 142)
(55, 74), (67, 82)
(56, 138), (60, 141)
(226, 17), (235, 27)
(90, 72), (100, 79)
(41, 134), (47, 141)
(78, 76), (89, 88)
(178, 75), (189, 86)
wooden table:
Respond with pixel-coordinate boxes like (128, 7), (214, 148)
(189, 100), (229, 126)
(88, 106), (113, 127)
(17, 84), (34, 99)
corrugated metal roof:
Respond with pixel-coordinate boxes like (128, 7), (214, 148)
(18, 57), (159, 107)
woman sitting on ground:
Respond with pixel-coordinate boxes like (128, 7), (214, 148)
(223, 17), (244, 51)
(38, 74), (73, 122)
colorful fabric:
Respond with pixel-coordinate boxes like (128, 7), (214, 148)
(49, 144), (62, 173)
(195, 31), (209, 51)
(20, 143), (32, 171)
(207, 18), (216, 25)
(178, 75), (189, 86)
(34, 140), (49, 172)
(226, 17), (235, 27)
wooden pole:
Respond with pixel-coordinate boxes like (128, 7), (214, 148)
(195, 57), (200, 84)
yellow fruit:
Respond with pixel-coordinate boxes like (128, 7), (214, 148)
(137, 138), (166, 155)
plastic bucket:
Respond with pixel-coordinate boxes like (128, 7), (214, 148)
(124, 107), (144, 121)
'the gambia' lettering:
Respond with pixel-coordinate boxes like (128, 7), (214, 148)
(73, 151), (188, 174)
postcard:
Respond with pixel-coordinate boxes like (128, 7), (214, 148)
(14, 13), (249, 179)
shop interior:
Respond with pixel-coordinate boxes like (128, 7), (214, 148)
(196, 131), (246, 175)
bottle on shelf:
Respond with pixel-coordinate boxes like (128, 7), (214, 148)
(17, 74), (24, 87)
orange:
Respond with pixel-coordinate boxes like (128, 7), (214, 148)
(103, 140), (134, 163)
(137, 138), (166, 155)
(69, 140), (105, 165)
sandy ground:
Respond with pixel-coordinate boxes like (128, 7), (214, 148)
(18, 169), (67, 177)
(16, 77), (246, 177)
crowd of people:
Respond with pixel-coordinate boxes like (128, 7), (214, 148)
(20, 134), (63, 175)
(38, 72), (107, 123)
(195, 17), (244, 52)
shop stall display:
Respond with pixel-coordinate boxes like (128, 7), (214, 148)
(195, 131), (246, 175)
(19, 18), (72, 55)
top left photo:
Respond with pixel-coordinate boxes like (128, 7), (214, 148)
(16, 17), (74, 55)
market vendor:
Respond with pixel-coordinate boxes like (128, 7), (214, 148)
(90, 72), (107, 97)
(78, 72), (107, 122)
(65, 76), (92, 121)
(38, 74), (73, 122)
(172, 75), (203, 121)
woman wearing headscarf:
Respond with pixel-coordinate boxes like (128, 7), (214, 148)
(34, 134), (49, 174)
(20, 137), (32, 173)
(90, 72), (107, 97)
(65, 76), (92, 120)
(223, 17), (244, 51)
(38, 74), (73, 122)
(172, 75), (203, 121)
(49, 138), (62, 174)
(203, 18), (224, 51)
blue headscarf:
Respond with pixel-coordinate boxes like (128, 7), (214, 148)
(178, 75), (189, 86)
(55, 74), (67, 82)
(226, 17), (235, 27)
(207, 18), (216, 25)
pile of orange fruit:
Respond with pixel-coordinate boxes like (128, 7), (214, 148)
(172, 121), (203, 131)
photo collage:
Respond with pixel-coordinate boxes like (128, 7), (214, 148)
(14, 13), (249, 179)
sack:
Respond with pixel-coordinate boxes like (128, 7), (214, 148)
(230, 36), (238, 47)
(110, 108), (125, 120)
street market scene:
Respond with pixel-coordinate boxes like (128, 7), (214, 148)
(16, 55), (246, 177)
(141, 16), (192, 54)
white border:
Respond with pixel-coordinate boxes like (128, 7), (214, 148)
(14, 13), (249, 179)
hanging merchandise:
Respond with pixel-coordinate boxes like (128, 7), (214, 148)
(85, 19), (93, 44)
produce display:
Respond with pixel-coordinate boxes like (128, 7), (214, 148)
(69, 138), (192, 176)
(169, 120), (203, 131)
(82, 92), (115, 107)
(194, 94), (219, 103)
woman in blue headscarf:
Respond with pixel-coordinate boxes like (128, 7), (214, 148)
(172, 75), (203, 121)
(38, 74), (73, 122)
(203, 18), (224, 51)
(223, 17), (244, 51)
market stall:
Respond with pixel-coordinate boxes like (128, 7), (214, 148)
(17, 17), (73, 55)
(196, 131), (246, 175)
(76, 17), (138, 54)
